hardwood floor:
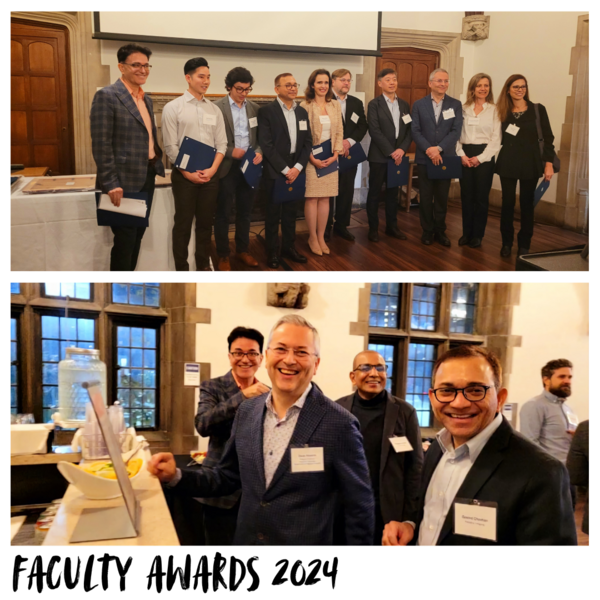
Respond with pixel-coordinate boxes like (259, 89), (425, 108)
(210, 203), (588, 272)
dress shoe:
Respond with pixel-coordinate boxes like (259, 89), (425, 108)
(517, 247), (530, 257)
(281, 246), (307, 263)
(236, 252), (258, 267)
(324, 226), (332, 242)
(319, 239), (330, 255)
(458, 235), (470, 246)
(385, 227), (407, 240)
(218, 256), (231, 271)
(500, 245), (512, 257)
(421, 232), (433, 245)
(468, 237), (482, 248)
(308, 238), (323, 256)
(267, 252), (280, 269)
(334, 226), (355, 241)
(368, 229), (379, 242)
(435, 232), (451, 247)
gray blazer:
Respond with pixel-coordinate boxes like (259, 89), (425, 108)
(214, 95), (261, 178)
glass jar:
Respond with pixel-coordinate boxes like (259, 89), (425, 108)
(58, 348), (107, 427)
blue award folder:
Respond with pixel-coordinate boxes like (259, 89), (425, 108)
(426, 155), (463, 180)
(272, 171), (306, 204)
(312, 139), (339, 178)
(534, 179), (550, 207)
(96, 191), (150, 228)
(387, 156), (410, 187)
(339, 142), (367, 173)
(240, 147), (263, 189)
(174, 137), (216, 172)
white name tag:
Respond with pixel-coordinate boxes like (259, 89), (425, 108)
(506, 123), (520, 136)
(312, 147), (323, 156)
(319, 115), (331, 124)
(443, 108), (455, 120)
(203, 113), (217, 126)
(402, 114), (412, 124)
(468, 117), (480, 125)
(299, 120), (307, 131)
(180, 154), (190, 169)
(454, 501), (497, 541)
(350, 112), (359, 124)
(241, 160), (249, 173)
(291, 447), (324, 472)
(248, 117), (258, 128)
(389, 436), (413, 453)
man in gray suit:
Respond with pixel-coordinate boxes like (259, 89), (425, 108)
(90, 43), (165, 271)
(214, 68), (263, 271)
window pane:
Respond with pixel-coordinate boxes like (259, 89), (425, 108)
(406, 341), (436, 428)
(44, 283), (61, 297)
(450, 284), (478, 334)
(118, 327), (130, 347)
(411, 284), (439, 331)
(143, 329), (156, 349)
(42, 316), (60, 339)
(130, 286), (144, 305)
(369, 284), (401, 329)
(145, 286), (160, 307)
(11, 283), (20, 294)
(112, 283), (161, 307)
(75, 283), (91, 300)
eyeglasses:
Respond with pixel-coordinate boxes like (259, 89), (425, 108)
(511, 85), (527, 91)
(337, 78), (352, 84)
(268, 346), (315, 359)
(431, 79), (450, 85)
(230, 351), (261, 360)
(121, 62), (152, 71)
(353, 364), (387, 373)
(279, 83), (299, 90)
(233, 86), (252, 94)
(431, 385), (492, 403)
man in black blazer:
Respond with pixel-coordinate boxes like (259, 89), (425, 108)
(325, 69), (368, 242)
(258, 74), (312, 269)
(365, 68), (412, 242)
(382, 345), (577, 546)
(337, 350), (423, 544)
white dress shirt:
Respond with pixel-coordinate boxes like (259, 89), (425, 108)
(384, 94), (401, 138)
(161, 90), (228, 164)
(456, 102), (502, 164)
(417, 413), (503, 546)
(228, 95), (250, 152)
(276, 97), (304, 175)
(334, 93), (356, 147)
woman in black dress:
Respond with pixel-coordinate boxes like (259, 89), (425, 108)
(495, 74), (555, 257)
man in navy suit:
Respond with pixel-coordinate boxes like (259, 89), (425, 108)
(195, 326), (269, 544)
(150, 315), (374, 545)
(90, 43), (165, 271)
(411, 68), (462, 247)
(258, 74), (312, 269)
(382, 345), (577, 546)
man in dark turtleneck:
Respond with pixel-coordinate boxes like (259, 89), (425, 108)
(337, 350), (423, 544)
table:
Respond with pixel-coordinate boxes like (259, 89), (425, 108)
(43, 449), (179, 546)
(11, 176), (196, 271)
(12, 167), (50, 177)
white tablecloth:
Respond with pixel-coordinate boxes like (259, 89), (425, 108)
(11, 177), (196, 271)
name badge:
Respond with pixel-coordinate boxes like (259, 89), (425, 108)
(454, 499), (497, 541)
(402, 114), (412, 124)
(442, 108), (455, 120)
(468, 117), (480, 125)
(389, 436), (413, 453)
(312, 147), (323, 156)
(506, 123), (520, 136)
(249, 117), (258, 128)
(299, 120), (308, 131)
(203, 113), (217, 126)
(319, 115), (331, 124)
(350, 112), (359, 124)
(290, 447), (324, 473)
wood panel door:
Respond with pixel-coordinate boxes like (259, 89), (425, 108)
(11, 20), (74, 175)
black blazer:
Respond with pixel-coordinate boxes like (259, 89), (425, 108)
(257, 99), (312, 179)
(495, 100), (555, 180)
(414, 417), (577, 545)
(337, 391), (423, 524)
(367, 94), (412, 163)
(567, 420), (589, 535)
(339, 94), (368, 144)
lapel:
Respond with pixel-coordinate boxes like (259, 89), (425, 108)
(378, 94), (396, 132)
(424, 93), (438, 126)
(436, 418), (512, 544)
(223, 369), (240, 396)
(273, 99), (292, 148)
(265, 386), (327, 494)
(249, 394), (268, 492)
(380, 392), (400, 480)
(114, 79), (145, 127)
(336, 394), (353, 412)
(221, 96), (235, 140)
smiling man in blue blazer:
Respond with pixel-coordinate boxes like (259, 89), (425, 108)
(411, 68), (462, 247)
(150, 315), (374, 545)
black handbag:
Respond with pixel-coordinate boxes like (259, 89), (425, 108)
(534, 103), (560, 173)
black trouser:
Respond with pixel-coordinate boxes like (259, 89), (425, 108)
(171, 168), (220, 270)
(110, 163), (156, 271)
(366, 161), (399, 231)
(327, 165), (357, 230)
(214, 161), (255, 257)
(264, 176), (299, 253)
(459, 144), (495, 239)
(417, 164), (451, 234)
(202, 498), (240, 546)
(499, 176), (537, 248)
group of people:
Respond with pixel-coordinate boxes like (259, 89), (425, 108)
(91, 43), (557, 271)
(148, 316), (587, 545)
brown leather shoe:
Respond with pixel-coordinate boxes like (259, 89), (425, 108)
(218, 257), (231, 271)
(236, 252), (258, 267)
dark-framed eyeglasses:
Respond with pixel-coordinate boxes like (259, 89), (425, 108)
(121, 62), (152, 71)
(353, 364), (387, 373)
(511, 85), (527, 91)
(229, 351), (261, 360)
(280, 83), (299, 90)
(431, 385), (492, 403)
(233, 85), (253, 94)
